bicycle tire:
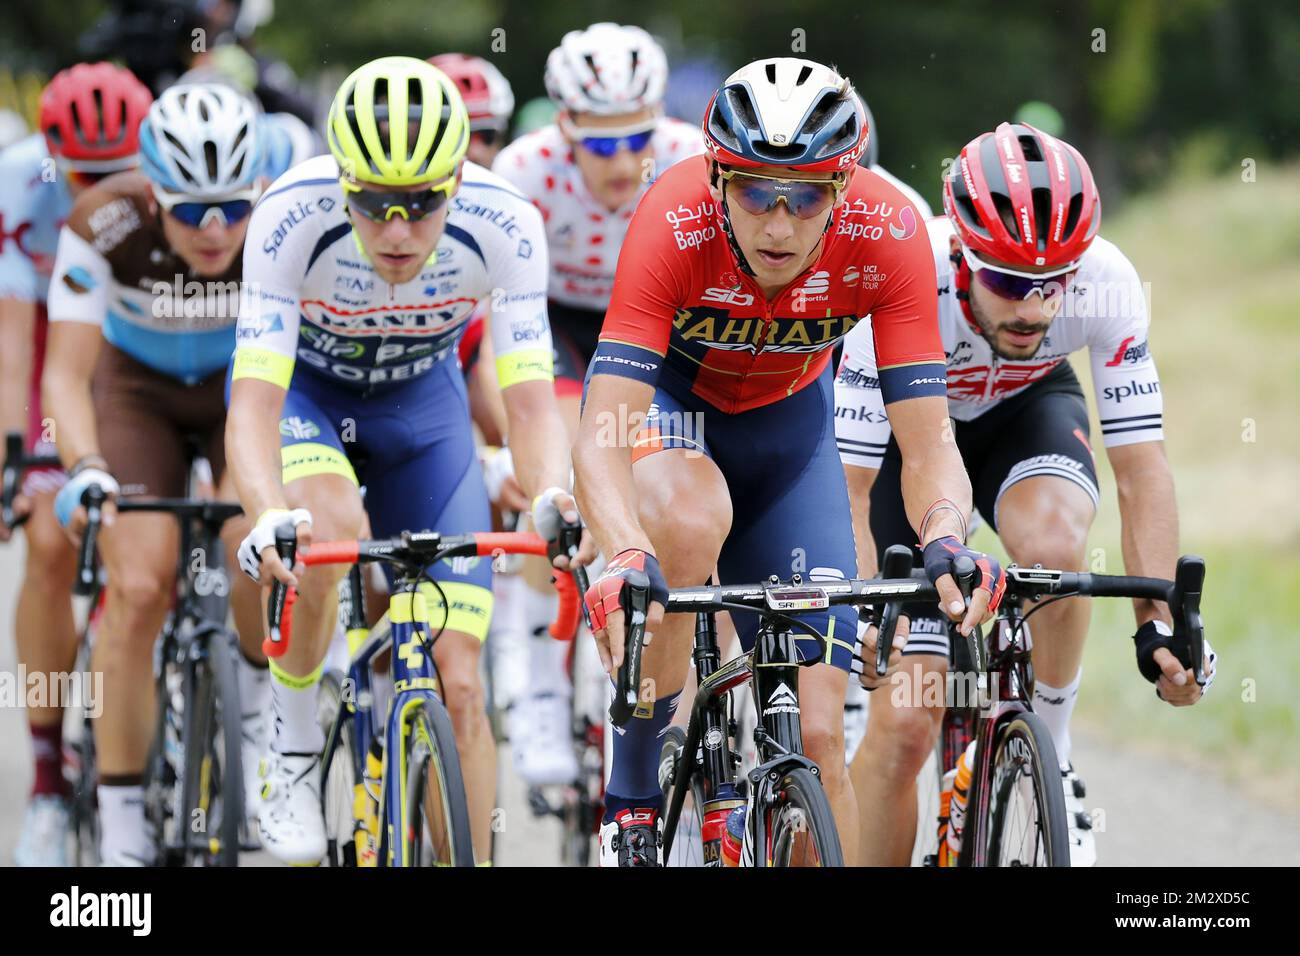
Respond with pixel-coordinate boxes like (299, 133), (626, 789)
(402, 697), (475, 867)
(318, 670), (362, 867)
(763, 767), (843, 867)
(978, 712), (1070, 867)
(206, 628), (244, 865)
(660, 726), (707, 867)
(178, 629), (242, 866)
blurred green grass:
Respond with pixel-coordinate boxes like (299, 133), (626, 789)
(974, 162), (1300, 807)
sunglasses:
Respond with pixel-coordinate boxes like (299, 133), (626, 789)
(719, 168), (844, 220)
(470, 129), (503, 149)
(962, 245), (1079, 301)
(342, 178), (454, 222)
(59, 158), (138, 190)
(560, 116), (656, 158)
(153, 185), (258, 229)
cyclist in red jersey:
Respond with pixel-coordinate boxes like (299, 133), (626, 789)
(573, 58), (1005, 865)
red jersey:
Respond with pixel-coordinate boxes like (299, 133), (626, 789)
(591, 155), (947, 413)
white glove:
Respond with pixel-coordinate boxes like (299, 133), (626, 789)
(530, 485), (573, 543)
(237, 507), (312, 581)
(480, 446), (515, 505)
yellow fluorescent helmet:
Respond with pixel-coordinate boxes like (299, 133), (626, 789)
(328, 56), (470, 186)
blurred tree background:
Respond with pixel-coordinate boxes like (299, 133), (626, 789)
(2, 0), (1298, 211)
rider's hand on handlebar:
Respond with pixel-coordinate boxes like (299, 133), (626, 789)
(531, 487), (597, 569)
(858, 612), (910, 691)
(238, 508), (312, 587)
(54, 467), (120, 545)
(1153, 634), (1217, 707)
(0, 492), (32, 541)
(583, 548), (668, 675)
(922, 536), (1006, 636)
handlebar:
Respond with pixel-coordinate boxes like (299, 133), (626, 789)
(263, 529), (582, 659)
(632, 554), (1208, 689)
(2, 431), (63, 530)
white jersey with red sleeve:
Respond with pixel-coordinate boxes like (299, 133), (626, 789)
(835, 216), (1164, 469)
(492, 117), (704, 311)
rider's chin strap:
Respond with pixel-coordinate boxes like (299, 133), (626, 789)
(952, 249), (981, 333)
(711, 161), (756, 279)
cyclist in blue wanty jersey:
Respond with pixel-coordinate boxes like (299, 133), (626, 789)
(0, 62), (153, 866)
(42, 82), (271, 866)
(226, 57), (586, 866)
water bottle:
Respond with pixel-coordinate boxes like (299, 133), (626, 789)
(700, 793), (745, 867)
(721, 803), (748, 867)
(939, 741), (977, 867)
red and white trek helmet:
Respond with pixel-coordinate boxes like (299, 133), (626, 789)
(943, 122), (1101, 271)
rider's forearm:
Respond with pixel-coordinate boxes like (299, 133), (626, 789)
(501, 379), (571, 499)
(901, 441), (971, 545)
(887, 396), (973, 545)
(572, 378), (655, 558)
(1112, 442), (1179, 627)
(41, 334), (102, 470)
(844, 464), (880, 577)
(0, 298), (35, 437)
(226, 379), (290, 519)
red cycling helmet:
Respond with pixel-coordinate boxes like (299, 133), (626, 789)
(943, 122), (1100, 271)
(428, 53), (514, 132)
(39, 62), (154, 167)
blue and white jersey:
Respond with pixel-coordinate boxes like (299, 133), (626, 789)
(0, 134), (74, 303)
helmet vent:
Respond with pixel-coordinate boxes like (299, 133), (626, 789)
(992, 193), (1019, 243)
(1031, 186), (1051, 250)
(796, 64), (812, 85)
(765, 62), (777, 84)
(1018, 132), (1043, 162)
(91, 89), (105, 139)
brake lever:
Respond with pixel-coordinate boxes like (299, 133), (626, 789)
(1171, 555), (1207, 685)
(952, 554), (984, 674)
(608, 570), (649, 728)
(73, 484), (106, 596)
(553, 520), (591, 628)
(874, 544), (914, 677)
(263, 522), (299, 658)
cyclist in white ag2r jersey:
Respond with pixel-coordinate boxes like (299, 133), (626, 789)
(835, 123), (1217, 868)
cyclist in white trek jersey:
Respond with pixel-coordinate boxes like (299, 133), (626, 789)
(488, 23), (704, 786)
(835, 123), (1217, 867)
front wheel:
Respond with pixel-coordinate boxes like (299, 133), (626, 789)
(762, 767), (843, 867)
(402, 698), (475, 867)
(977, 712), (1070, 867)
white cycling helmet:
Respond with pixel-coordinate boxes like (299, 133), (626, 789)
(544, 22), (668, 115)
(139, 82), (264, 198)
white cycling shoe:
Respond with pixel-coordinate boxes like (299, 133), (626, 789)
(14, 794), (71, 867)
(257, 751), (326, 866)
(510, 692), (579, 786)
(241, 708), (270, 830)
(1062, 763), (1097, 867)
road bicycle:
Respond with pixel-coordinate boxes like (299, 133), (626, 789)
(860, 545), (1208, 867)
(267, 526), (579, 866)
